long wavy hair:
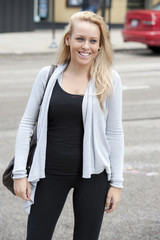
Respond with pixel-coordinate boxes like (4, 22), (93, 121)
(56, 11), (114, 110)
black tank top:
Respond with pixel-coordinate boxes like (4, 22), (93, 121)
(45, 80), (84, 175)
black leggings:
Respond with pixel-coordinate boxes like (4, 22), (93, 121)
(27, 171), (110, 240)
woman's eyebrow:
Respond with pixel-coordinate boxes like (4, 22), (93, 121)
(76, 34), (98, 39)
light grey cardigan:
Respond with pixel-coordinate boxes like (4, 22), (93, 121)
(13, 63), (124, 214)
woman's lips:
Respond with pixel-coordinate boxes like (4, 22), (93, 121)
(78, 51), (91, 57)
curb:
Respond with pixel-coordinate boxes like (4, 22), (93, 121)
(114, 48), (147, 52)
(0, 51), (58, 57)
(0, 48), (148, 57)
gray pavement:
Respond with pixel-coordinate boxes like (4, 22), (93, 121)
(0, 31), (160, 240)
(0, 28), (146, 55)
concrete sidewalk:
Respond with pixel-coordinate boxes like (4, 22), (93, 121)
(0, 28), (146, 55)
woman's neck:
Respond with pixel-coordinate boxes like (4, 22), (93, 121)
(66, 61), (91, 80)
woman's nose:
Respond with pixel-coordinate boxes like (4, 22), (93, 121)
(82, 41), (90, 49)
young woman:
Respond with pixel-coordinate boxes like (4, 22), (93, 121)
(13, 11), (124, 240)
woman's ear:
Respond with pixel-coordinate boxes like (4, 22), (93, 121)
(65, 34), (70, 46)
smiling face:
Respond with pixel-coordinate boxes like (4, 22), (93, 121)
(65, 20), (100, 68)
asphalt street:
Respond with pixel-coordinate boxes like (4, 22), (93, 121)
(0, 49), (160, 240)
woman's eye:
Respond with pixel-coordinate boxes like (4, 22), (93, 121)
(90, 39), (97, 43)
(77, 38), (84, 41)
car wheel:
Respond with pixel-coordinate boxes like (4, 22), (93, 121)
(147, 46), (160, 53)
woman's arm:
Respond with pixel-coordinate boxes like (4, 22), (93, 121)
(12, 66), (50, 180)
(105, 71), (124, 213)
(106, 71), (124, 188)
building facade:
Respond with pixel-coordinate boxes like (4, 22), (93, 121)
(34, 0), (160, 29)
(0, 0), (159, 33)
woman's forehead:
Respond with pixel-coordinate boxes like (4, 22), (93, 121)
(72, 20), (100, 36)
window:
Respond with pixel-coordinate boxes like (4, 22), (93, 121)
(66, 0), (111, 8)
(66, 0), (82, 7)
(127, 0), (145, 10)
(34, 0), (50, 22)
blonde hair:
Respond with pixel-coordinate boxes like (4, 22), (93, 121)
(56, 11), (114, 110)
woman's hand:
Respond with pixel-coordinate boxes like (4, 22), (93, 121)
(105, 186), (122, 213)
(14, 178), (31, 201)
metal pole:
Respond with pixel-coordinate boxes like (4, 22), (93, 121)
(101, 0), (106, 21)
(108, 0), (112, 31)
(145, 0), (152, 9)
(49, 0), (57, 48)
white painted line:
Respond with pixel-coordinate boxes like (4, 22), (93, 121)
(123, 85), (150, 90)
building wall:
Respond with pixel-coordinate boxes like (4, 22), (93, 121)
(0, 0), (34, 33)
(54, 0), (127, 25)
(54, 0), (81, 23)
(110, 0), (127, 24)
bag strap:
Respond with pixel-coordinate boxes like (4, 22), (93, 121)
(39, 64), (57, 107)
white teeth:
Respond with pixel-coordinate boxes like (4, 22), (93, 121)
(79, 52), (90, 56)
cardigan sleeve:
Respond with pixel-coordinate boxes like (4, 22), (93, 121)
(12, 66), (50, 179)
(106, 71), (124, 188)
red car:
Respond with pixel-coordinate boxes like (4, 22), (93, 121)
(122, 4), (160, 53)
